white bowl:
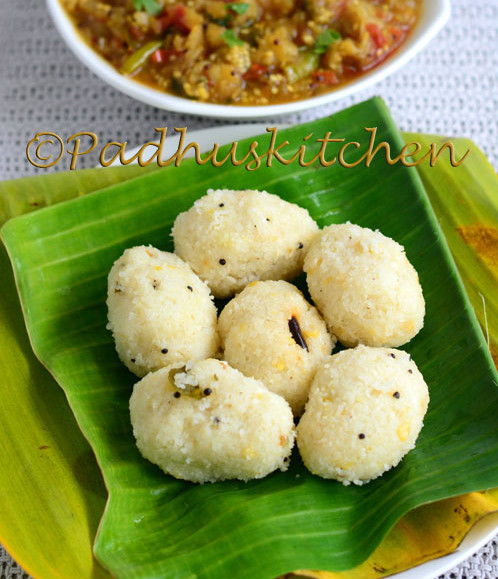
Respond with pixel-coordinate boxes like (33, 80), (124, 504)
(46, 0), (450, 119)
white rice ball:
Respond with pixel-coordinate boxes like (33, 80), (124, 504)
(172, 189), (319, 298)
(304, 223), (425, 347)
(129, 359), (295, 483)
(107, 245), (219, 377)
(297, 346), (429, 485)
(219, 280), (335, 415)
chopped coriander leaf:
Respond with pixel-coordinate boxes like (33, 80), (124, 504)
(226, 2), (250, 15)
(133, 0), (162, 16)
(220, 29), (245, 47)
(313, 29), (342, 54)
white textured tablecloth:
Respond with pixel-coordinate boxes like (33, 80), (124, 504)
(1, 0), (497, 577)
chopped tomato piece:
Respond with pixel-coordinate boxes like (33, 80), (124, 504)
(172, 5), (189, 33)
(244, 63), (268, 81)
(151, 49), (167, 64)
(390, 26), (404, 43)
(366, 23), (386, 49)
(157, 5), (190, 34)
(312, 70), (338, 85)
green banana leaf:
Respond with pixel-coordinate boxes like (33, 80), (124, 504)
(1, 98), (498, 579)
(0, 163), (158, 225)
(291, 490), (498, 579)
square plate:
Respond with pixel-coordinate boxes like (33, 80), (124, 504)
(3, 98), (498, 579)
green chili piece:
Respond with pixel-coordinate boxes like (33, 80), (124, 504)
(121, 40), (163, 75)
(285, 51), (319, 83)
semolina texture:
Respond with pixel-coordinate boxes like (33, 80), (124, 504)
(130, 359), (295, 483)
(172, 189), (319, 298)
(297, 345), (429, 485)
(107, 245), (219, 377)
(219, 280), (335, 415)
(304, 223), (425, 347)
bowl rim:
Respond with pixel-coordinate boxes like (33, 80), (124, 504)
(45, 0), (451, 119)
